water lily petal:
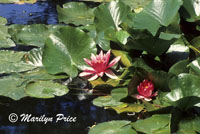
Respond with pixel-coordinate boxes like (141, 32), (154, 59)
(144, 97), (152, 101)
(91, 53), (97, 62)
(84, 58), (92, 66)
(105, 69), (118, 79)
(88, 74), (98, 81)
(99, 50), (103, 60)
(98, 72), (104, 77)
(105, 50), (111, 63)
(150, 91), (158, 97)
(107, 56), (121, 68)
(135, 94), (152, 101)
(79, 71), (94, 77)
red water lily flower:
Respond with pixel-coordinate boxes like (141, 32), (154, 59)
(79, 50), (121, 81)
(135, 79), (158, 101)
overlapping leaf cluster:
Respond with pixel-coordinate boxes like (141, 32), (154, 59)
(0, 0), (200, 133)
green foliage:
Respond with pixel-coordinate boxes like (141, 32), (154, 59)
(0, 17), (15, 48)
(1, 1), (200, 133)
(131, 114), (171, 134)
(42, 26), (96, 77)
(57, 2), (95, 26)
(89, 120), (137, 134)
(25, 81), (69, 98)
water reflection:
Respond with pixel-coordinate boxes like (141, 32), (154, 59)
(0, 2), (58, 24)
(0, 95), (132, 134)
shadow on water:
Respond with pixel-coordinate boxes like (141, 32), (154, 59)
(0, 94), (134, 134)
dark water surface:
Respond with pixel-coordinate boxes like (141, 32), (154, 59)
(0, 1), (133, 134)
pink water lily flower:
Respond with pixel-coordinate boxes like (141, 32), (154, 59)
(135, 79), (158, 101)
(79, 50), (121, 81)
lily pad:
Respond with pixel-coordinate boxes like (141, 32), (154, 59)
(0, 76), (27, 100)
(131, 114), (171, 134)
(112, 50), (132, 67)
(25, 81), (69, 99)
(165, 74), (200, 109)
(188, 58), (200, 76)
(132, 0), (183, 35)
(57, 2), (95, 26)
(0, 17), (15, 48)
(42, 26), (96, 77)
(177, 117), (200, 134)
(89, 120), (137, 134)
(94, 1), (130, 32)
(0, 51), (36, 74)
(93, 96), (125, 107)
(111, 104), (144, 114)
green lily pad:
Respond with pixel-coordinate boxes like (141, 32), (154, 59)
(165, 74), (200, 109)
(0, 76), (27, 100)
(94, 1), (130, 32)
(14, 24), (60, 48)
(112, 50), (132, 67)
(131, 114), (171, 134)
(111, 104), (144, 114)
(89, 120), (137, 134)
(57, 2), (95, 26)
(177, 117), (200, 134)
(0, 51), (36, 74)
(111, 87), (128, 101)
(25, 81), (69, 99)
(188, 58), (200, 76)
(132, 0), (183, 35)
(0, 17), (15, 48)
(93, 96), (125, 107)
(13, 68), (68, 80)
(169, 59), (190, 75)
(42, 26), (96, 77)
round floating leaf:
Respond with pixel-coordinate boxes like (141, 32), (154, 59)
(93, 96), (124, 107)
(89, 120), (137, 134)
(188, 58), (200, 76)
(94, 1), (131, 32)
(169, 59), (190, 75)
(23, 48), (43, 67)
(57, 2), (95, 26)
(111, 104), (144, 114)
(0, 76), (27, 100)
(131, 114), (171, 134)
(165, 74), (200, 109)
(177, 117), (200, 134)
(0, 51), (36, 74)
(25, 81), (69, 98)
(111, 87), (128, 101)
(42, 26), (96, 77)
(112, 50), (132, 67)
(15, 24), (51, 48)
(0, 17), (15, 48)
(132, 0), (183, 35)
(14, 68), (68, 80)
(167, 74), (200, 101)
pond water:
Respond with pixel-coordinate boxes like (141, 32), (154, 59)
(0, 1), (133, 134)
